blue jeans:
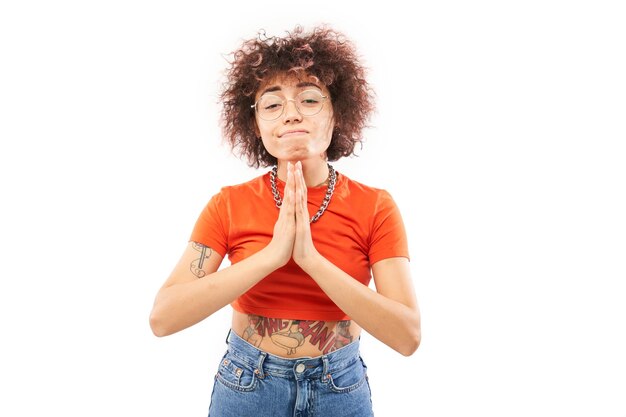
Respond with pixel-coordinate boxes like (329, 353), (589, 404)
(208, 330), (374, 417)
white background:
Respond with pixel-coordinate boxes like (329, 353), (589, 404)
(1, 1), (625, 416)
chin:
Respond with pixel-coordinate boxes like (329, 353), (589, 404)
(278, 149), (313, 162)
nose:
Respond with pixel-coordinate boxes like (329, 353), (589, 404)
(282, 99), (302, 123)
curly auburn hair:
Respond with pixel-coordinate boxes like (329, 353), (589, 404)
(219, 25), (375, 168)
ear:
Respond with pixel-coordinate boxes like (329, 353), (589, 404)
(254, 123), (261, 138)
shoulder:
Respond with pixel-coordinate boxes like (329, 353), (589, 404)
(335, 173), (403, 230)
(213, 172), (269, 199)
(200, 173), (269, 216)
(337, 172), (394, 204)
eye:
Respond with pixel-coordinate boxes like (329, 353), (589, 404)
(259, 96), (283, 112)
(263, 103), (282, 111)
(298, 91), (324, 107)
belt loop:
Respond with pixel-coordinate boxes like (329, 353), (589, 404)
(255, 352), (267, 379)
(225, 329), (232, 345)
(321, 355), (330, 382)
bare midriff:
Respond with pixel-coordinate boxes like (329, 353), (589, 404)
(231, 310), (362, 358)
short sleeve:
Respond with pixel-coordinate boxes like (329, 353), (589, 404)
(368, 190), (410, 265)
(189, 190), (229, 258)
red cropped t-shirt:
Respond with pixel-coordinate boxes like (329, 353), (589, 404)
(190, 171), (409, 321)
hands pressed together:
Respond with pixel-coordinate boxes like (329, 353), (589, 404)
(267, 161), (321, 270)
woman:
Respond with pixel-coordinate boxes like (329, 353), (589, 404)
(149, 26), (421, 417)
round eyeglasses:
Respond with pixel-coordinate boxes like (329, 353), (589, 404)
(251, 89), (328, 121)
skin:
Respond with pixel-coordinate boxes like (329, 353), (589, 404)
(149, 73), (421, 357)
(253, 74), (336, 187)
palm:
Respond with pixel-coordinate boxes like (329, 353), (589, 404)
(267, 161), (319, 269)
(292, 163), (318, 266)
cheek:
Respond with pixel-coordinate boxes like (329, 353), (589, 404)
(321, 120), (335, 141)
(256, 120), (269, 137)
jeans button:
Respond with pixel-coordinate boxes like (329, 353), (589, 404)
(295, 363), (306, 373)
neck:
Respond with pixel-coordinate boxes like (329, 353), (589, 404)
(276, 159), (329, 187)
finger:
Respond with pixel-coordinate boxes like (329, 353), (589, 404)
(296, 162), (308, 204)
(277, 163), (294, 220)
(284, 162), (296, 215)
(293, 162), (302, 208)
(288, 162), (296, 197)
(294, 161), (301, 187)
(294, 164), (309, 223)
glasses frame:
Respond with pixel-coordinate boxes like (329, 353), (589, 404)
(251, 89), (329, 121)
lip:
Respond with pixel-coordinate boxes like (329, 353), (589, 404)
(279, 129), (308, 138)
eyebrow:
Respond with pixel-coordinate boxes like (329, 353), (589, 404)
(259, 82), (322, 96)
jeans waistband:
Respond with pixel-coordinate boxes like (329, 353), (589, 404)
(225, 329), (361, 379)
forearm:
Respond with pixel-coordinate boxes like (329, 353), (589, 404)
(301, 255), (421, 356)
(150, 248), (278, 337)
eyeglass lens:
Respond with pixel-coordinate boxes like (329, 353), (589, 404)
(256, 90), (325, 120)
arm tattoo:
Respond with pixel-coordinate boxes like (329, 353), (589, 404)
(190, 242), (212, 278)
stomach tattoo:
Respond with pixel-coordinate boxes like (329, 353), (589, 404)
(270, 320), (306, 355)
(239, 314), (355, 356)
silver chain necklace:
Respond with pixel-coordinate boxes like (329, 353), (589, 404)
(269, 163), (337, 223)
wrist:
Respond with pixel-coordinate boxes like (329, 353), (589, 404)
(257, 245), (289, 271)
(295, 250), (323, 274)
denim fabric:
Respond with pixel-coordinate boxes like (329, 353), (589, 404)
(208, 330), (374, 417)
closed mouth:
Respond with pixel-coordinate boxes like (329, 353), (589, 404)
(279, 130), (308, 138)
